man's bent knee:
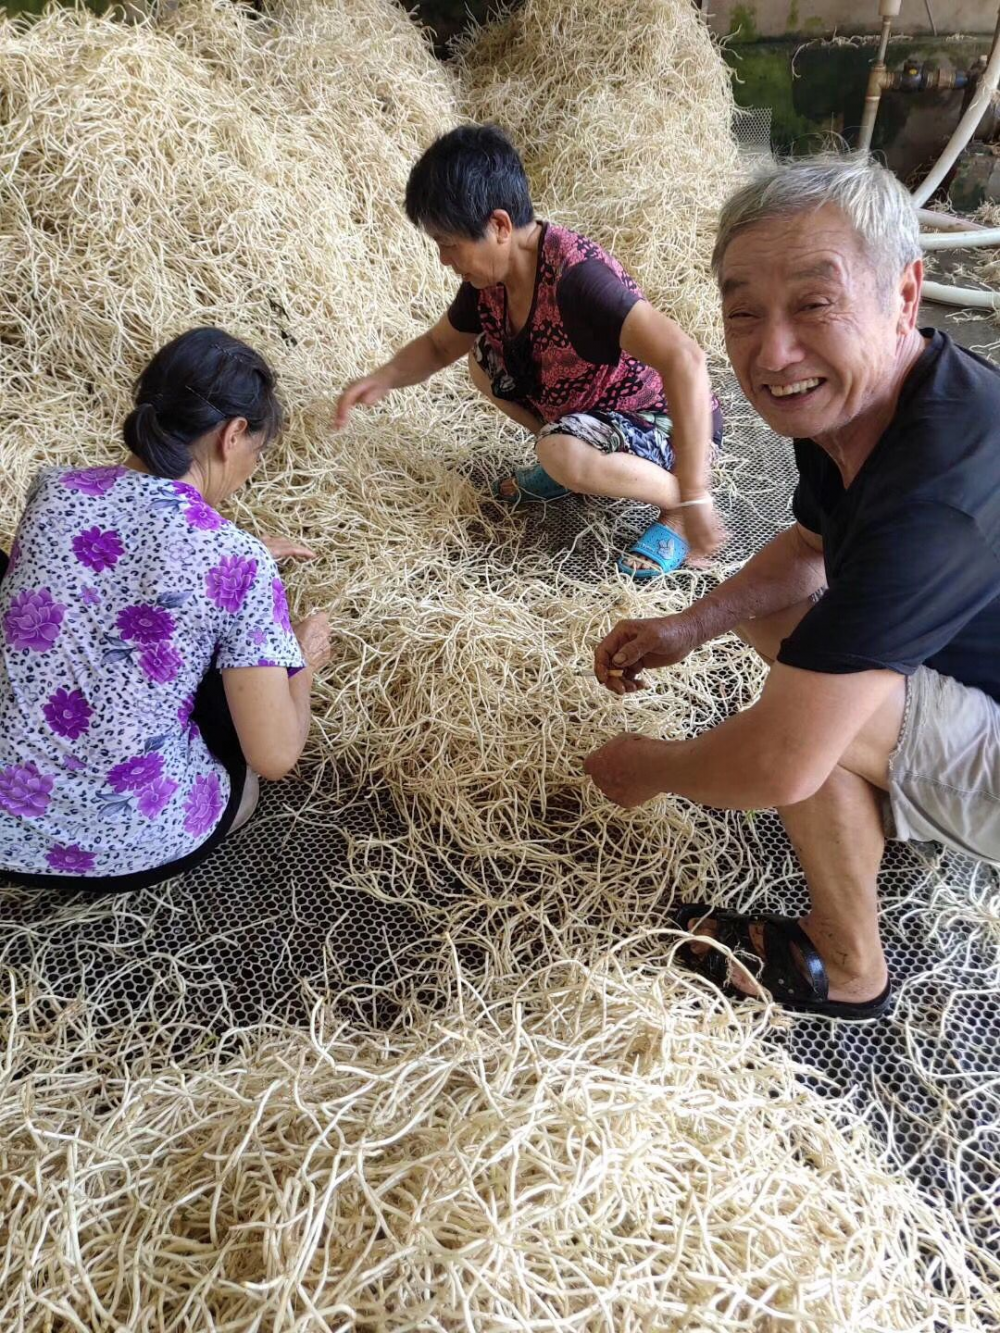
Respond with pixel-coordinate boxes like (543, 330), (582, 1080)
(736, 598), (818, 664)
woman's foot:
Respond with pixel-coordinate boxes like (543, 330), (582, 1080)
(491, 462), (570, 506)
(619, 551), (670, 575)
(617, 518), (688, 581)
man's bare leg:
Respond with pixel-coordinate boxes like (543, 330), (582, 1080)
(691, 600), (904, 1003)
(779, 674), (905, 1000)
(774, 765), (889, 1002)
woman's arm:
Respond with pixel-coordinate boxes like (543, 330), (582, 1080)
(334, 314), (477, 429)
(619, 300), (724, 560)
(222, 612), (331, 779)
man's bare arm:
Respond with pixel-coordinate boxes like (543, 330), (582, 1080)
(595, 523), (826, 690)
(585, 662), (901, 811)
(676, 522), (825, 646)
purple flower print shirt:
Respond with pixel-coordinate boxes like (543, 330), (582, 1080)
(0, 467), (304, 878)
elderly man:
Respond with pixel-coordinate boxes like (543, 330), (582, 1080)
(585, 155), (1000, 1021)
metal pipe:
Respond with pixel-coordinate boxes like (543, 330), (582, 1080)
(920, 228), (1000, 250)
(884, 64), (970, 93)
(912, 3), (1000, 206)
(922, 279), (1000, 309)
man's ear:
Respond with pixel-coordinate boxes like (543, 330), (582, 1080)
(897, 258), (922, 335)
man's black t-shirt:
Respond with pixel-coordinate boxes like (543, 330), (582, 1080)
(778, 329), (1000, 702)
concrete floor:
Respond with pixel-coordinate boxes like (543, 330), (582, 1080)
(921, 297), (998, 353)
(920, 249), (1000, 356)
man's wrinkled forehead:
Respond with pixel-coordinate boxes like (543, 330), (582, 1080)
(717, 207), (870, 291)
(720, 258), (843, 300)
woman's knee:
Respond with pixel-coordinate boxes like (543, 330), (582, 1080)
(535, 433), (592, 492)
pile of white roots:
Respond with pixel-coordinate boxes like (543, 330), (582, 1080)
(0, 2), (997, 1328)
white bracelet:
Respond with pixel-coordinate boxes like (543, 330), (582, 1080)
(674, 497), (713, 510)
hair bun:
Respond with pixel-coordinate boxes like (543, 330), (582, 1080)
(125, 327), (283, 478)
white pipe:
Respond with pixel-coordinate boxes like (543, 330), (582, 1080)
(922, 279), (1000, 309)
(918, 207), (986, 231)
(911, 5), (1000, 207)
(920, 228), (1000, 249)
(857, 16), (893, 153)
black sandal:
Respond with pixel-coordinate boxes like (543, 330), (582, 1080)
(674, 903), (894, 1022)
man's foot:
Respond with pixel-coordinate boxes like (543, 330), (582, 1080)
(676, 905), (891, 1016)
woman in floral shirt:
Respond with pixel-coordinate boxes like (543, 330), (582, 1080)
(0, 328), (331, 889)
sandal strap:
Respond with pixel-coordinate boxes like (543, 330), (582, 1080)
(675, 904), (829, 1004)
(675, 903), (727, 985)
(759, 917), (828, 1003)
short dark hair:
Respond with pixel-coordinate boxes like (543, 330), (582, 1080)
(404, 124), (534, 240)
(123, 327), (284, 480)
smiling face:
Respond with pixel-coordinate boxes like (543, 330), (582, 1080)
(719, 204), (921, 443)
(426, 211), (514, 288)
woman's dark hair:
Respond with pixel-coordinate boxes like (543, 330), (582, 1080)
(404, 124), (534, 240)
(123, 327), (284, 480)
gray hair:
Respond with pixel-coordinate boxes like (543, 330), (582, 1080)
(711, 153), (921, 282)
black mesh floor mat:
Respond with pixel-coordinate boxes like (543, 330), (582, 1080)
(1, 376), (998, 1269)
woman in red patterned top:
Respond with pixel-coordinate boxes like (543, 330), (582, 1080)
(336, 126), (724, 577)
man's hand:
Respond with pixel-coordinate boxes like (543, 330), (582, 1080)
(262, 536), (317, 561)
(583, 733), (666, 808)
(293, 612), (333, 671)
(677, 499), (728, 567)
(334, 372), (394, 430)
(594, 614), (699, 694)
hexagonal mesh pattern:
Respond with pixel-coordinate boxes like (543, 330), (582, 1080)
(1, 384), (998, 1264)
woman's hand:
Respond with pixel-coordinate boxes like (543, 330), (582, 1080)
(594, 614), (699, 694)
(262, 536), (317, 561)
(293, 612), (332, 671)
(334, 372), (394, 429)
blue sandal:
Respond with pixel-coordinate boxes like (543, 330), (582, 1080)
(617, 520), (688, 580)
(491, 462), (570, 507)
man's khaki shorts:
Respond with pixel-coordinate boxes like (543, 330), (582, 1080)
(886, 665), (1000, 864)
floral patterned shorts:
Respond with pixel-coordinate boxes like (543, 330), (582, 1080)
(538, 410), (677, 471)
(473, 336), (723, 474)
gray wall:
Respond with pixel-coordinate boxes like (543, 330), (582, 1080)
(706, 0), (993, 40)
